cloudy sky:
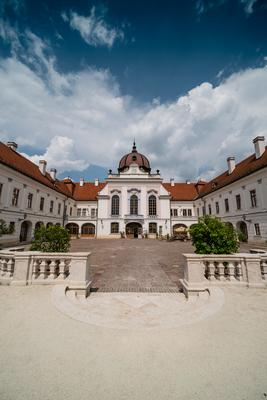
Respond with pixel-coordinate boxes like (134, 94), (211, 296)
(0, 0), (267, 181)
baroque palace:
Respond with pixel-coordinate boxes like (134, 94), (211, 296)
(0, 137), (267, 246)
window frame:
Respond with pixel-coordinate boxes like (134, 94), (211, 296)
(130, 194), (138, 215)
(12, 188), (20, 206)
(148, 195), (157, 216)
(250, 189), (257, 208)
(111, 222), (119, 234)
(111, 195), (120, 216)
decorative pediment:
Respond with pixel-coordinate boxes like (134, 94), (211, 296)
(127, 188), (141, 193)
(110, 189), (121, 194)
(147, 189), (158, 194)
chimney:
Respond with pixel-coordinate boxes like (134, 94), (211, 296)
(170, 178), (175, 187)
(95, 178), (99, 186)
(253, 136), (265, 159)
(227, 156), (235, 174)
(6, 141), (18, 151)
(80, 177), (84, 187)
(50, 168), (57, 181)
(39, 160), (47, 175)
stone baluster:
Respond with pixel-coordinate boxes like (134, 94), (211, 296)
(260, 260), (267, 280)
(227, 261), (236, 281)
(235, 261), (243, 281)
(39, 259), (48, 279)
(6, 258), (15, 278)
(48, 259), (58, 280)
(59, 259), (67, 279)
(32, 259), (40, 279)
(208, 261), (216, 281)
(1, 258), (7, 276)
(217, 262), (226, 281)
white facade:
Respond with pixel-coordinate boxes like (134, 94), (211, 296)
(1, 137), (267, 246)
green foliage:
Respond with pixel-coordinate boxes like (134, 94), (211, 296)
(237, 229), (247, 242)
(189, 216), (239, 254)
(0, 219), (14, 236)
(30, 225), (70, 252)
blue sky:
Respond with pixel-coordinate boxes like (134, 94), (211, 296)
(0, 0), (267, 181)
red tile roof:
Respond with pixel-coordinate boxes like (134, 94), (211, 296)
(199, 147), (267, 197)
(0, 142), (71, 197)
(163, 183), (199, 200)
(72, 182), (106, 201)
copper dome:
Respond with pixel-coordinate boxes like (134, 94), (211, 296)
(118, 142), (151, 172)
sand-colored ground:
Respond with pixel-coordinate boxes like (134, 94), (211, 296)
(0, 284), (267, 400)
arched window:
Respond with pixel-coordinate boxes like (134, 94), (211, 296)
(148, 195), (157, 216)
(149, 222), (157, 234)
(111, 195), (120, 215)
(130, 195), (138, 215)
(111, 222), (119, 234)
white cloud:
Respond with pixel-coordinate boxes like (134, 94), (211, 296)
(240, 0), (258, 14)
(62, 6), (124, 48)
(21, 136), (89, 172)
(196, 0), (259, 15)
(0, 30), (267, 181)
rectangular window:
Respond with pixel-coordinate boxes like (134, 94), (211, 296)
(50, 200), (54, 213)
(254, 223), (261, 236)
(40, 197), (44, 211)
(215, 202), (219, 214)
(91, 208), (96, 218)
(27, 193), (33, 209)
(225, 198), (229, 212)
(58, 203), (61, 215)
(202, 206), (206, 216)
(170, 209), (173, 217)
(111, 222), (119, 233)
(0, 183), (3, 201)
(197, 208), (199, 216)
(77, 208), (81, 216)
(9, 221), (15, 233)
(208, 204), (212, 215)
(149, 222), (157, 234)
(173, 209), (178, 217)
(82, 208), (86, 216)
(236, 194), (241, 210)
(12, 188), (19, 206)
(183, 209), (187, 217)
(250, 190), (257, 208)
(188, 209), (192, 216)
(70, 207), (72, 216)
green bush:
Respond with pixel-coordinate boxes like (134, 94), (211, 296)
(189, 216), (239, 254)
(30, 225), (70, 252)
(236, 229), (247, 242)
(0, 219), (13, 236)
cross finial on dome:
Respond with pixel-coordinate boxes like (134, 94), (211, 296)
(132, 139), (137, 153)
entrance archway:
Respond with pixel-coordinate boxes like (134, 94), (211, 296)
(126, 222), (142, 238)
(173, 224), (187, 236)
(35, 221), (43, 232)
(81, 223), (95, 237)
(19, 221), (32, 242)
(236, 221), (248, 242)
(66, 223), (79, 237)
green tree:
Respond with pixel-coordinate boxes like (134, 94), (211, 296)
(0, 219), (13, 236)
(189, 216), (239, 254)
(30, 225), (70, 252)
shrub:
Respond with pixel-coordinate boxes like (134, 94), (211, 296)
(30, 225), (70, 252)
(237, 229), (247, 242)
(189, 216), (239, 254)
(0, 219), (13, 236)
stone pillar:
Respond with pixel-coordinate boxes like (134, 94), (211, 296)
(180, 254), (209, 298)
(67, 252), (91, 297)
(244, 254), (265, 288)
(11, 252), (32, 286)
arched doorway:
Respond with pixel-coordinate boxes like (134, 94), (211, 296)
(173, 224), (188, 237)
(81, 223), (95, 237)
(126, 222), (142, 238)
(236, 221), (248, 242)
(46, 222), (53, 228)
(19, 221), (32, 242)
(35, 221), (43, 232)
(66, 223), (79, 238)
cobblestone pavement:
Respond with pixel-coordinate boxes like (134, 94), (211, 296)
(70, 239), (195, 291)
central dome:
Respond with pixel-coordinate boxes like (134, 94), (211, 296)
(118, 142), (151, 173)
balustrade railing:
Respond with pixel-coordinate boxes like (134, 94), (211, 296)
(181, 253), (266, 298)
(0, 252), (15, 283)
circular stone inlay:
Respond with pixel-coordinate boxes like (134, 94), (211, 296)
(51, 286), (224, 330)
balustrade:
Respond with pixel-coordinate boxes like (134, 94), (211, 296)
(0, 253), (15, 282)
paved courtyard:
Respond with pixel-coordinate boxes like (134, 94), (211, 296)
(70, 238), (195, 291)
